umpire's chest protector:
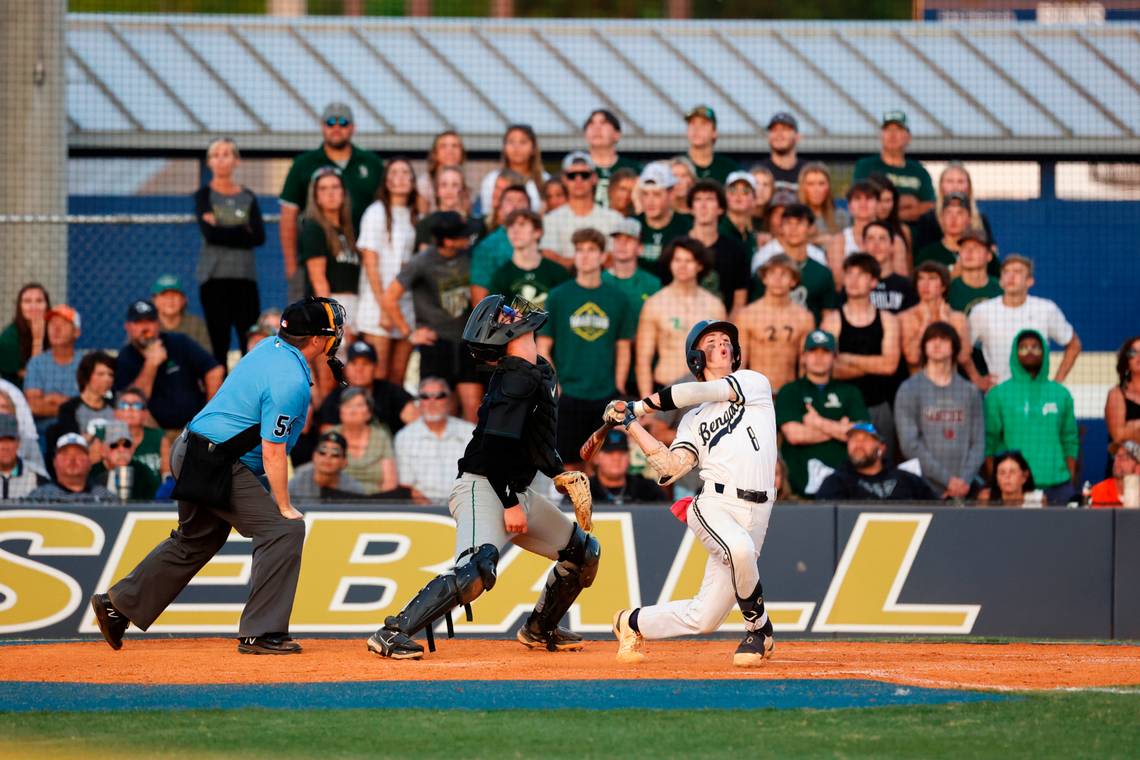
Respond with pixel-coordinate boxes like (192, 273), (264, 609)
(484, 356), (561, 474)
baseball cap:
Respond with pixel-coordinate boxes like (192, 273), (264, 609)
(601, 429), (629, 452)
(610, 217), (642, 239)
(685, 104), (717, 125)
(151, 274), (185, 296)
(561, 151), (595, 172)
(882, 111), (909, 130)
(769, 189), (799, 208)
(347, 340), (378, 363)
(638, 161), (676, 189)
(56, 432), (89, 452)
(318, 430), (348, 451)
(958, 229), (990, 247)
(942, 191), (970, 209)
(767, 111), (798, 131)
(431, 211), (481, 242)
(45, 304), (81, 330)
(321, 102), (354, 123)
(125, 300), (158, 323)
(725, 171), (758, 193)
(804, 329), (837, 353)
(848, 421), (884, 441)
(98, 419), (132, 444)
(0, 413), (18, 439)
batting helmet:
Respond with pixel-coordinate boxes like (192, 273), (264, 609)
(463, 294), (548, 362)
(685, 319), (741, 380)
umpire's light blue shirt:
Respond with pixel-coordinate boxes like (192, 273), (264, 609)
(187, 337), (312, 476)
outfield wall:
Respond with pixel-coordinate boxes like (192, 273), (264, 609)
(2, 503), (1136, 640)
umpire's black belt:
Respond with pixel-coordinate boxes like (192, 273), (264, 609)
(712, 482), (769, 504)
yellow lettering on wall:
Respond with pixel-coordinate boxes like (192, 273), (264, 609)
(656, 529), (815, 631)
(812, 513), (980, 633)
(0, 510), (103, 633)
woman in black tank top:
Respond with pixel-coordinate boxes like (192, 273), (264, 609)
(1106, 336), (1140, 473)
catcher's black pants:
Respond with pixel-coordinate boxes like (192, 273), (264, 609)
(109, 435), (305, 637)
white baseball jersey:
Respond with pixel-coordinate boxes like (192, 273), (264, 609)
(670, 369), (778, 494)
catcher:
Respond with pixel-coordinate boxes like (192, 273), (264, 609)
(368, 295), (599, 660)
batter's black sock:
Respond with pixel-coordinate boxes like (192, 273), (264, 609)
(628, 608), (641, 634)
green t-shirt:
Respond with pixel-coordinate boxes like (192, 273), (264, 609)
(750, 257), (837, 325)
(852, 155), (935, 202)
(488, 257), (571, 310)
(279, 145), (383, 231)
(0, 323), (23, 387)
(132, 426), (165, 480)
(692, 153), (740, 184)
(540, 281), (634, 400)
(594, 154), (644, 207)
(915, 240), (957, 269)
(776, 377), (868, 496)
(469, 227), (513, 288)
(298, 219), (361, 294)
(602, 269), (662, 331)
(719, 217), (758, 256)
(947, 276), (1002, 314)
(636, 212), (693, 269)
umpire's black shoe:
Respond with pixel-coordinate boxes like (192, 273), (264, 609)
(90, 593), (129, 651)
(367, 625), (424, 660)
(237, 634), (302, 655)
(516, 623), (585, 652)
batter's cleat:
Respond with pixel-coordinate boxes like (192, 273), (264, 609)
(90, 593), (129, 651)
(612, 608), (646, 664)
(367, 626), (424, 660)
(732, 630), (775, 667)
(516, 623), (585, 652)
(237, 634), (302, 655)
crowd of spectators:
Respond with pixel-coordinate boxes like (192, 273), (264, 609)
(1, 100), (1136, 509)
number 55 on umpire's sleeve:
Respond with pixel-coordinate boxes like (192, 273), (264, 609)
(262, 382), (307, 445)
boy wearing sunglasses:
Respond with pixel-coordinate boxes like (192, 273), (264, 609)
(539, 152), (625, 267)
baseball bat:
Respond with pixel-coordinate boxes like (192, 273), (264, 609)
(579, 402), (626, 462)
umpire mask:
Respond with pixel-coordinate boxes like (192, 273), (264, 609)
(280, 296), (349, 387)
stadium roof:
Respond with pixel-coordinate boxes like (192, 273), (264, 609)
(67, 14), (1140, 155)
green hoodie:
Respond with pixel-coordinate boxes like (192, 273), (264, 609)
(984, 328), (1078, 488)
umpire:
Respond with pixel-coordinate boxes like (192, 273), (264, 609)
(90, 297), (348, 655)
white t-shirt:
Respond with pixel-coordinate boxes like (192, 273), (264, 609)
(670, 370), (777, 495)
(477, 169), (547, 217)
(356, 201), (416, 336)
(751, 239), (828, 274)
(540, 204), (625, 260)
(968, 295), (1075, 383)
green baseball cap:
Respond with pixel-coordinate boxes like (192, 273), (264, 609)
(685, 104), (717, 126)
(151, 274), (184, 295)
(882, 111), (909, 130)
(804, 329), (837, 353)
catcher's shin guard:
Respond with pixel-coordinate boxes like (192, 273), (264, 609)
(380, 543), (498, 652)
(526, 525), (600, 644)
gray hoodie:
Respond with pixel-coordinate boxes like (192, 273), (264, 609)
(894, 370), (985, 493)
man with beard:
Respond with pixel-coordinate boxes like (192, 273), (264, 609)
(756, 112), (807, 195)
(815, 422), (936, 501)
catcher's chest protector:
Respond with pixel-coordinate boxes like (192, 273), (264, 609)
(485, 356), (561, 475)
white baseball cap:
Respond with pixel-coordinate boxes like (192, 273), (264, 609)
(610, 217), (642, 239)
(638, 161), (676, 189)
(561, 151), (595, 172)
(56, 432), (89, 452)
(726, 171), (759, 193)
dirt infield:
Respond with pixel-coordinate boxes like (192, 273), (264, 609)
(3, 639), (1138, 692)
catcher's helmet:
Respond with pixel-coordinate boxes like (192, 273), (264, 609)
(462, 294), (548, 362)
(685, 319), (741, 380)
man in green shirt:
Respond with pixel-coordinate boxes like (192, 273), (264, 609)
(915, 192), (970, 269)
(635, 162), (693, 270)
(278, 103), (383, 302)
(603, 218), (661, 331)
(488, 209), (570, 310)
(852, 111), (934, 222)
(751, 204), (838, 325)
(538, 228), (633, 467)
(584, 109), (643, 208)
(685, 105), (739, 184)
(947, 230), (1002, 314)
(775, 330), (868, 497)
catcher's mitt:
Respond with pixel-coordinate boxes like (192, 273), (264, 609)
(554, 470), (593, 532)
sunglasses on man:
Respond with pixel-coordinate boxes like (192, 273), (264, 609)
(325, 117), (351, 128)
(117, 401), (145, 411)
(564, 171), (593, 181)
(108, 440), (133, 450)
(315, 446), (345, 458)
(419, 392), (449, 401)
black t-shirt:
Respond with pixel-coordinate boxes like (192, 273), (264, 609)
(587, 474), (666, 504)
(815, 462), (937, 501)
(757, 156), (808, 194)
(318, 380), (413, 434)
(114, 332), (220, 429)
(839, 274), (918, 314)
(298, 219), (361, 294)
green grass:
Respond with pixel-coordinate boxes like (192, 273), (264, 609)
(3, 693), (1140, 759)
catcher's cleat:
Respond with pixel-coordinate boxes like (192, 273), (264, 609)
(516, 623), (585, 652)
(237, 634), (302, 655)
(612, 608), (646, 664)
(732, 630), (775, 667)
(90, 593), (129, 651)
(367, 625), (425, 660)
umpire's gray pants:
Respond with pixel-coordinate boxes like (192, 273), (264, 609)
(448, 473), (574, 564)
(109, 435), (306, 638)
